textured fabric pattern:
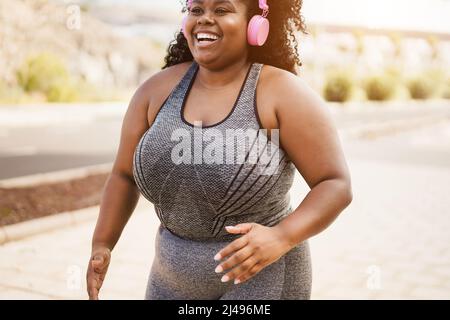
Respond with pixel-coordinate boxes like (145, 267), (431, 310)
(145, 224), (312, 300)
(134, 60), (312, 300)
(133, 60), (297, 242)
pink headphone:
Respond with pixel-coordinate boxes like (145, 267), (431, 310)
(181, 0), (270, 46)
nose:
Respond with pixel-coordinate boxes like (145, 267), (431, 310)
(197, 14), (215, 26)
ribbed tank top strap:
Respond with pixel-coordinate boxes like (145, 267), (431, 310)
(159, 60), (263, 130)
(220, 61), (264, 131)
(156, 61), (199, 127)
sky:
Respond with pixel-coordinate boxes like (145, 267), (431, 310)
(80, 0), (450, 34)
(302, 0), (450, 33)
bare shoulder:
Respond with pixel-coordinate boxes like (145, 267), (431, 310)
(259, 65), (350, 189)
(138, 61), (193, 126)
(261, 64), (331, 125)
(110, 61), (193, 180)
(257, 64), (324, 130)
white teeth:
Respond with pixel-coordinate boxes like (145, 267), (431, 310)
(196, 33), (219, 41)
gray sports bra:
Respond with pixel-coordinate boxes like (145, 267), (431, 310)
(133, 60), (296, 242)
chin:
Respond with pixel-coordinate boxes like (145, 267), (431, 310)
(192, 54), (220, 66)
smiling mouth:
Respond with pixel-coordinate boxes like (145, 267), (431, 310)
(194, 33), (222, 47)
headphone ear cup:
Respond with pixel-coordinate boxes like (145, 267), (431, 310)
(247, 15), (270, 46)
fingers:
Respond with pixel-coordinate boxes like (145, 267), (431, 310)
(87, 249), (110, 300)
(215, 246), (253, 274)
(87, 268), (107, 299)
(225, 223), (254, 234)
(220, 257), (260, 284)
(234, 263), (262, 284)
(92, 259), (106, 273)
(214, 234), (249, 261)
(91, 251), (110, 273)
(87, 276), (100, 300)
(88, 287), (99, 300)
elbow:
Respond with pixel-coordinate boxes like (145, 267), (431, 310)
(335, 178), (353, 207)
(343, 181), (353, 207)
(346, 187), (353, 205)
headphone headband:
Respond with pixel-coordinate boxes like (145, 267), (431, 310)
(259, 0), (269, 11)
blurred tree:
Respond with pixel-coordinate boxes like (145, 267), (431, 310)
(443, 78), (450, 100)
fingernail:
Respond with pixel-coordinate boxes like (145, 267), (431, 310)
(215, 265), (223, 273)
(214, 253), (221, 261)
(221, 275), (229, 282)
(234, 279), (241, 285)
(225, 226), (235, 229)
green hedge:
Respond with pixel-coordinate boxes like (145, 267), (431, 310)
(363, 75), (396, 101)
(323, 71), (354, 102)
(443, 78), (450, 99)
(407, 77), (435, 100)
(16, 53), (78, 102)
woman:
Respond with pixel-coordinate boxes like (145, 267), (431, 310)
(86, 0), (353, 300)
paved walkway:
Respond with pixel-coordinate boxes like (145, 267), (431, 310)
(1, 109), (450, 299)
(0, 200), (155, 299)
(1, 157), (449, 299)
(307, 158), (450, 299)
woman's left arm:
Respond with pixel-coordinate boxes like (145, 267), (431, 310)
(269, 71), (353, 247)
(214, 71), (353, 284)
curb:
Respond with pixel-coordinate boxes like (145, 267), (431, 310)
(0, 205), (99, 245)
(0, 163), (114, 245)
(0, 162), (113, 188)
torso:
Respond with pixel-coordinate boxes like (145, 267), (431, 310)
(134, 60), (296, 241)
(146, 61), (280, 138)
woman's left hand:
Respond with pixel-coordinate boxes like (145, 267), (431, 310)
(213, 222), (294, 285)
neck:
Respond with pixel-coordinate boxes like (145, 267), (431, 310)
(195, 58), (251, 90)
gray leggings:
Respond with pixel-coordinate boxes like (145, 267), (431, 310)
(145, 224), (312, 300)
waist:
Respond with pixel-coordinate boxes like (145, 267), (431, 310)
(156, 203), (294, 242)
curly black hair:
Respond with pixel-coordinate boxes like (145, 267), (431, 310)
(162, 0), (308, 75)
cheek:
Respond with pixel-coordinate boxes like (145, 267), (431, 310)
(221, 18), (248, 42)
(185, 18), (194, 36)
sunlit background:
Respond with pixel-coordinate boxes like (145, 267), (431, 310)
(1, 0), (449, 103)
(0, 0), (449, 300)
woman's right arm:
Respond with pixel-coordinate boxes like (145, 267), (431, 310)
(86, 62), (191, 299)
(86, 77), (154, 300)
